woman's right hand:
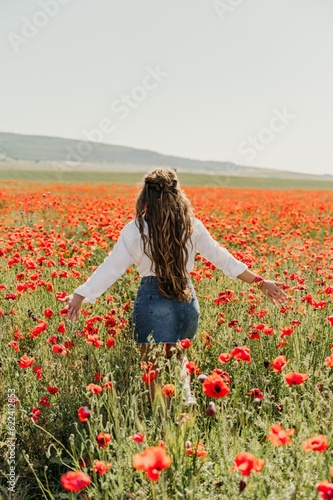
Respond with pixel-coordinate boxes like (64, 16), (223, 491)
(59, 293), (84, 321)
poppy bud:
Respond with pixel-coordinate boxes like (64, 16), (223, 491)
(264, 359), (270, 369)
(197, 374), (208, 384)
(206, 402), (216, 417)
(239, 479), (247, 493)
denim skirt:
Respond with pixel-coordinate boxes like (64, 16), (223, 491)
(131, 276), (200, 344)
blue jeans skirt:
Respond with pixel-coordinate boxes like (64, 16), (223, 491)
(131, 276), (200, 344)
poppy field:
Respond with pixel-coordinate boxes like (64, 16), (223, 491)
(1, 179), (333, 499)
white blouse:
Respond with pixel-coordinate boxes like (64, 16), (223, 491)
(72, 217), (248, 304)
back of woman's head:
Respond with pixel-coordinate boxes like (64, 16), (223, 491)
(135, 168), (194, 302)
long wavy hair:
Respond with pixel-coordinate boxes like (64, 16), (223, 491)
(135, 168), (195, 302)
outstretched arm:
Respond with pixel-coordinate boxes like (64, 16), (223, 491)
(59, 224), (135, 320)
(236, 268), (287, 305)
(194, 218), (287, 305)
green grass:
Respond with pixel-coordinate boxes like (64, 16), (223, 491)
(0, 169), (332, 190)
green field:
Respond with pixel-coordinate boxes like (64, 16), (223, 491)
(0, 169), (332, 190)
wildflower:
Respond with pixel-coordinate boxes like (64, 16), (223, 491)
(218, 353), (231, 364)
(179, 338), (191, 349)
(57, 321), (66, 334)
(102, 381), (113, 391)
(19, 355), (35, 368)
(60, 471), (91, 492)
(284, 372), (309, 386)
(142, 370), (157, 384)
(33, 365), (43, 380)
(186, 442), (208, 457)
(8, 341), (20, 352)
(133, 446), (172, 481)
(91, 459), (112, 476)
(129, 433), (145, 443)
(317, 480), (333, 499)
(162, 384), (176, 397)
(231, 452), (264, 476)
(203, 373), (230, 398)
(266, 423), (295, 446)
(30, 407), (41, 422)
(302, 435), (328, 453)
(39, 396), (50, 408)
(270, 355), (289, 373)
(86, 383), (102, 394)
(206, 401), (216, 417)
(324, 354), (333, 367)
(78, 406), (91, 422)
(106, 336), (116, 349)
(44, 307), (54, 318)
(230, 346), (251, 363)
(186, 361), (200, 375)
(248, 388), (264, 400)
(52, 344), (67, 355)
(96, 432), (111, 449)
(47, 386), (59, 394)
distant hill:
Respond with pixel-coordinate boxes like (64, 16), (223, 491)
(0, 131), (331, 181)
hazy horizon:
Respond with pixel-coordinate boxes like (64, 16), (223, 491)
(1, 0), (332, 176)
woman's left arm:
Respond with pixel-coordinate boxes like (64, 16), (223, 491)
(236, 268), (288, 305)
(60, 223), (135, 320)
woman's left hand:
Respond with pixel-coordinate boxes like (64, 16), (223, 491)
(261, 280), (288, 305)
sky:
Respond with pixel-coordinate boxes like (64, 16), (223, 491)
(1, 0), (332, 175)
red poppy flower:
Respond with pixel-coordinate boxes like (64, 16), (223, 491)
(8, 341), (20, 352)
(78, 406), (91, 422)
(106, 336), (116, 349)
(90, 459), (112, 476)
(142, 370), (157, 385)
(44, 307), (54, 318)
(230, 346), (251, 363)
(133, 446), (172, 481)
(270, 355), (289, 373)
(302, 435), (328, 453)
(86, 383), (102, 394)
(248, 388), (264, 399)
(266, 423), (295, 446)
(162, 384), (176, 397)
(186, 361), (201, 375)
(284, 372), (309, 386)
(317, 480), (333, 499)
(203, 373), (230, 398)
(186, 442), (208, 457)
(19, 355), (35, 368)
(39, 396), (50, 408)
(231, 452), (265, 476)
(218, 353), (231, 364)
(47, 335), (58, 345)
(102, 381), (113, 391)
(60, 470), (91, 492)
(96, 432), (111, 449)
(57, 321), (66, 334)
(129, 432), (145, 443)
(52, 344), (67, 355)
(324, 354), (333, 367)
(30, 407), (41, 422)
(179, 338), (191, 349)
(33, 365), (43, 379)
(327, 316), (333, 326)
(47, 386), (59, 394)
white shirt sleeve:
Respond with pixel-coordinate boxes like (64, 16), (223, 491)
(194, 218), (248, 279)
(72, 223), (135, 304)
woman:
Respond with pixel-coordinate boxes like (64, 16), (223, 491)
(60, 168), (287, 403)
